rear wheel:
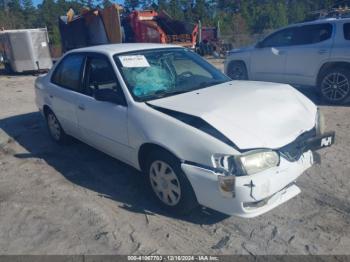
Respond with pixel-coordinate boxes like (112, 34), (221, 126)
(45, 109), (68, 144)
(227, 61), (248, 80)
(319, 67), (350, 104)
(145, 150), (198, 215)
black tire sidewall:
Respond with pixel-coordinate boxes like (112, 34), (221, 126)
(319, 67), (350, 104)
(228, 61), (248, 80)
(4, 63), (13, 74)
(45, 110), (67, 144)
(145, 150), (198, 215)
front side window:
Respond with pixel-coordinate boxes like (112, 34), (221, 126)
(261, 28), (296, 47)
(51, 54), (85, 91)
(114, 48), (230, 102)
(85, 56), (120, 96)
(294, 23), (332, 45)
(344, 23), (350, 40)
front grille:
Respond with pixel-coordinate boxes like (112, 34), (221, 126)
(279, 128), (316, 162)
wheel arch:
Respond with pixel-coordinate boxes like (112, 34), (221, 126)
(317, 61), (350, 85)
(43, 104), (52, 117)
(138, 143), (182, 173)
(226, 59), (249, 79)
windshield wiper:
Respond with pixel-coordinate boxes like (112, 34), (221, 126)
(140, 89), (188, 101)
(197, 80), (226, 89)
(140, 80), (227, 102)
(154, 89), (188, 96)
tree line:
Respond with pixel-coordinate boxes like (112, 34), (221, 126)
(0, 0), (348, 47)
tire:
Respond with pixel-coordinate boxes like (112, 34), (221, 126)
(227, 61), (248, 80)
(145, 150), (198, 215)
(319, 67), (350, 104)
(45, 109), (68, 144)
(4, 63), (13, 74)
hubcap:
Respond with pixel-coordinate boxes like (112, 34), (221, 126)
(47, 114), (61, 140)
(321, 72), (350, 101)
(149, 160), (181, 206)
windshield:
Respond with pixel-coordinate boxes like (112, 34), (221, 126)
(114, 48), (230, 102)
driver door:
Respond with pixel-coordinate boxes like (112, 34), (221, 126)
(250, 27), (296, 83)
(75, 53), (131, 163)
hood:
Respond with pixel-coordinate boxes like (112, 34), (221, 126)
(148, 81), (317, 150)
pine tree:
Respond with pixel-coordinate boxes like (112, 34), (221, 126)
(124, 0), (140, 10)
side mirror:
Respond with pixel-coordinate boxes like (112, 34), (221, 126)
(95, 88), (125, 105)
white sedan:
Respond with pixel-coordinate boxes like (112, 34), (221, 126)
(35, 43), (334, 218)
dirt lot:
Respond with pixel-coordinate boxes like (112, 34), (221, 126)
(0, 62), (349, 255)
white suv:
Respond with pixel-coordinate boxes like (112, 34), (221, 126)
(225, 18), (350, 104)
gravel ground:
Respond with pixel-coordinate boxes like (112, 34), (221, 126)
(0, 62), (349, 255)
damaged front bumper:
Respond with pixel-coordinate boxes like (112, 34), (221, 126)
(182, 150), (314, 218)
(182, 131), (335, 218)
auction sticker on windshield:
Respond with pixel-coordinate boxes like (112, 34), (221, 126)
(119, 55), (150, 68)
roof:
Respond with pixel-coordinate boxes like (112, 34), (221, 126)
(68, 43), (182, 56)
(290, 16), (350, 27)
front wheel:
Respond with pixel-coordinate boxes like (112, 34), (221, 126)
(146, 151), (198, 215)
(227, 61), (248, 80)
(319, 68), (350, 104)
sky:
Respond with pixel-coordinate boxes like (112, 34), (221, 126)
(32, 0), (125, 7)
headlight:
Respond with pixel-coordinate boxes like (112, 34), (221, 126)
(237, 150), (280, 175)
(316, 109), (325, 135)
(212, 151), (279, 198)
(212, 150), (279, 176)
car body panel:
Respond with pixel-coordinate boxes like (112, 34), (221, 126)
(250, 46), (288, 83)
(35, 43), (326, 218)
(182, 150), (313, 217)
(148, 81), (317, 149)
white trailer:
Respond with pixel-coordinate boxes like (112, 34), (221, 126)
(0, 28), (53, 73)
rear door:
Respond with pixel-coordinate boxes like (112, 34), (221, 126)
(48, 53), (86, 138)
(285, 23), (333, 86)
(250, 27), (295, 83)
(75, 53), (131, 162)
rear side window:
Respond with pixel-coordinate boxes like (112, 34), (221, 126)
(51, 54), (85, 91)
(344, 23), (350, 40)
(294, 23), (332, 45)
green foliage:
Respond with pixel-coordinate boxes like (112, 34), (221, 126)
(0, 0), (348, 47)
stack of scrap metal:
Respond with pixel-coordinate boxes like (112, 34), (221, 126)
(59, 4), (122, 53)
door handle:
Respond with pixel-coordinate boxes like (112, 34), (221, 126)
(49, 94), (54, 99)
(318, 49), (328, 54)
(78, 104), (85, 111)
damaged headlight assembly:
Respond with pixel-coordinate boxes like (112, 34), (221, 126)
(212, 150), (280, 197)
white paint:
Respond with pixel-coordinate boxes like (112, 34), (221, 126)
(35, 43), (322, 218)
